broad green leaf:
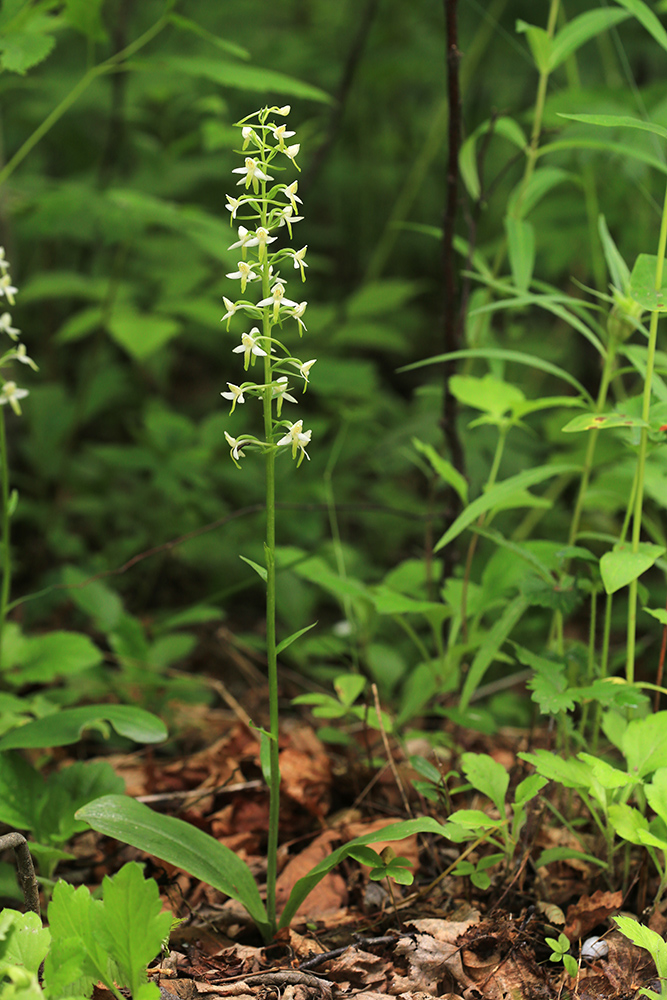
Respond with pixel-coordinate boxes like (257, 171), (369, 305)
(76, 795), (270, 939)
(412, 438), (468, 504)
(519, 749), (593, 788)
(0, 705), (167, 750)
(598, 215), (630, 293)
(434, 464), (580, 552)
(97, 863), (172, 998)
(400, 348), (593, 403)
(35, 760), (125, 845)
(276, 621), (317, 655)
(107, 308), (181, 361)
(539, 137), (667, 177)
(371, 585), (449, 619)
(5, 631), (103, 685)
(346, 280), (424, 318)
(0, 751), (45, 830)
(600, 542), (665, 595)
(240, 555), (267, 583)
(629, 254), (667, 312)
(62, 566), (124, 633)
(164, 56), (333, 104)
(63, 0), (107, 42)
(516, 20), (552, 73)
(447, 809), (503, 829)
(549, 8), (630, 69)
(449, 374), (524, 420)
(613, 0), (667, 52)
(536, 847), (607, 868)
(577, 753), (633, 790)
(608, 803), (649, 845)
(460, 595), (527, 710)
(505, 216), (535, 292)
(460, 752), (508, 816)
(277, 817), (452, 930)
(623, 712), (667, 778)
(0, 16), (56, 75)
(558, 112), (667, 142)
(645, 607), (667, 626)
(507, 167), (571, 219)
(562, 410), (648, 433)
(514, 774), (547, 807)
(333, 674), (366, 707)
(646, 768), (667, 825)
(459, 117), (526, 201)
(0, 911), (50, 976)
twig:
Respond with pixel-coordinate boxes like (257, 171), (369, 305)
(0, 832), (40, 914)
(371, 683), (412, 818)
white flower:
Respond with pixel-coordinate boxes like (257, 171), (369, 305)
(257, 280), (298, 323)
(221, 297), (239, 329)
(241, 126), (257, 149)
(229, 226), (276, 253)
(14, 344), (37, 370)
(290, 246), (308, 281)
(277, 419), (311, 464)
(271, 123), (296, 149)
(232, 157), (274, 192)
(0, 313), (19, 340)
(283, 181), (303, 213)
(226, 195), (243, 222)
(0, 275), (18, 306)
(233, 328), (267, 369)
(284, 143), (300, 165)
(276, 105), (291, 115)
(293, 357), (316, 389)
(272, 376), (297, 416)
(221, 382), (246, 413)
(287, 301), (308, 334)
(226, 261), (259, 294)
(0, 248), (9, 273)
(0, 381), (28, 415)
(224, 431), (246, 462)
(273, 205), (304, 238)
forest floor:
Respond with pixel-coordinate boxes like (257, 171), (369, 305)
(53, 635), (663, 1000)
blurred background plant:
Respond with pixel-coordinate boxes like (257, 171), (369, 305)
(2, 0), (667, 733)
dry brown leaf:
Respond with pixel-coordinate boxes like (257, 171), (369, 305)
(564, 889), (623, 940)
(275, 829), (347, 918)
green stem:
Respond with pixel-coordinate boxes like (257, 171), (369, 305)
(0, 408), (10, 664)
(258, 181), (280, 933)
(626, 180), (667, 684)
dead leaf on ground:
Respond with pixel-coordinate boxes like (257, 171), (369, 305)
(564, 889), (623, 940)
(275, 829), (348, 919)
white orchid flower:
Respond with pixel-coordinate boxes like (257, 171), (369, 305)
(226, 261), (259, 294)
(0, 275), (18, 306)
(221, 382), (246, 413)
(0, 248), (8, 273)
(232, 156), (274, 192)
(227, 226), (255, 252)
(283, 144), (300, 166)
(277, 419), (311, 464)
(272, 377), (298, 416)
(221, 297), (239, 329)
(283, 181), (303, 213)
(287, 301), (308, 335)
(14, 344), (38, 370)
(0, 381), (28, 415)
(290, 246), (308, 281)
(257, 280), (298, 323)
(225, 195), (243, 222)
(292, 358), (316, 390)
(273, 205), (303, 238)
(271, 124), (296, 149)
(233, 328), (267, 369)
(0, 313), (19, 340)
(224, 431), (247, 464)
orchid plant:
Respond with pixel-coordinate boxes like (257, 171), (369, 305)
(220, 105), (316, 927)
(0, 249), (37, 663)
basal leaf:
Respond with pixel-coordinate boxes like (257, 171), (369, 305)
(0, 705), (167, 750)
(76, 795), (270, 939)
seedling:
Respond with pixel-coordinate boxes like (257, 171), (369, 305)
(545, 932), (578, 979)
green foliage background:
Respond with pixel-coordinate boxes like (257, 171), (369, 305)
(1, 0), (665, 696)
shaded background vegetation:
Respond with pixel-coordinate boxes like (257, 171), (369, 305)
(0, 0), (664, 700)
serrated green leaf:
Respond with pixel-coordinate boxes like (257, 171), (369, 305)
(0, 911), (50, 976)
(623, 712), (667, 778)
